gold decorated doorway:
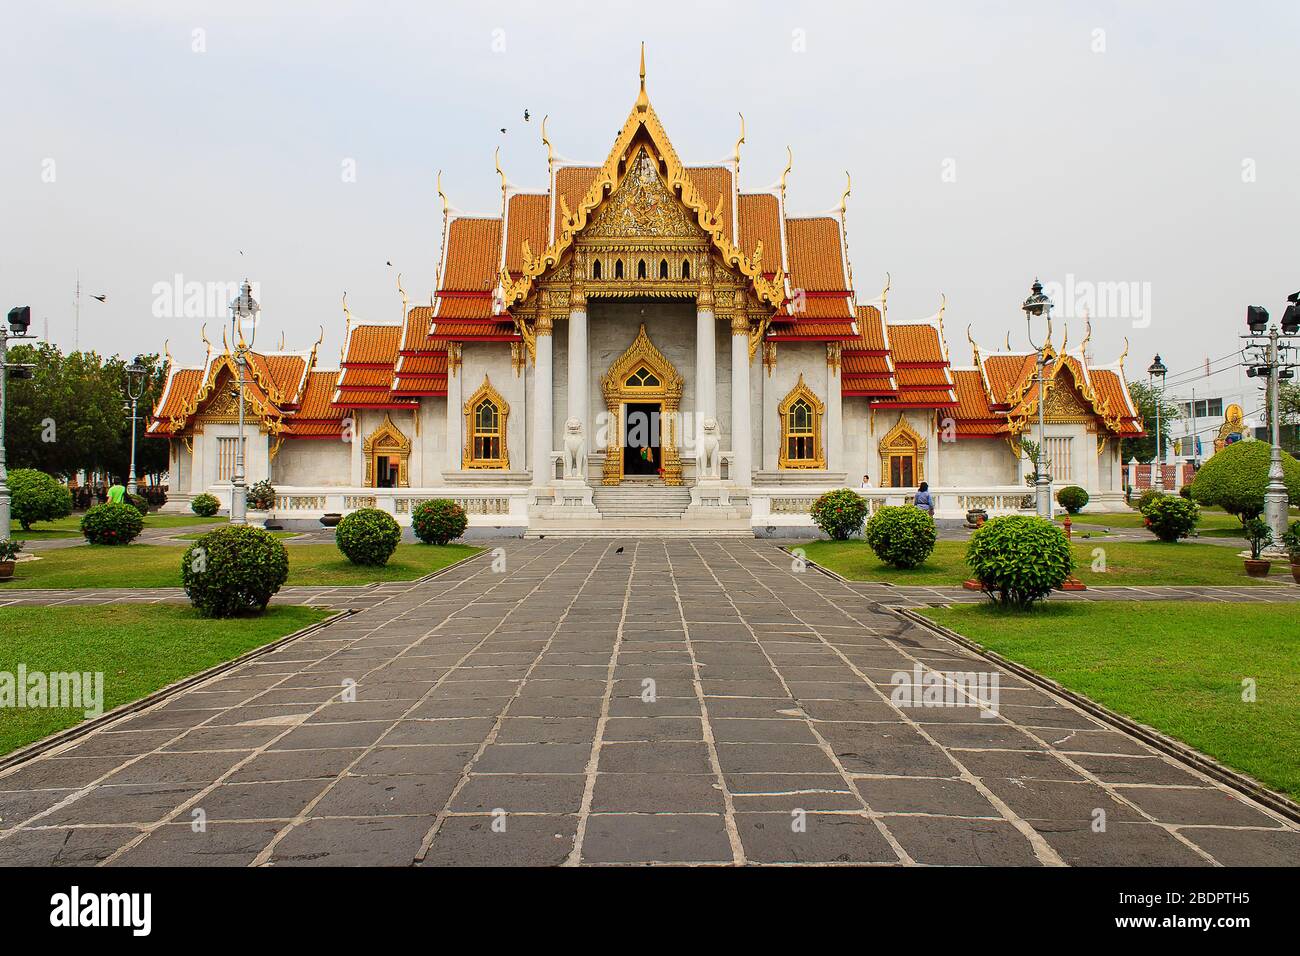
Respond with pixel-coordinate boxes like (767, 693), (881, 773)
(600, 324), (684, 485)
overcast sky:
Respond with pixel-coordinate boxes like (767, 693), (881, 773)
(3, 0), (1297, 415)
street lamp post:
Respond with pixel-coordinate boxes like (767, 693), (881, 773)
(1147, 354), (1167, 492)
(1, 307), (36, 542)
(1244, 297), (1299, 543)
(1022, 279), (1055, 518)
(124, 358), (147, 498)
(228, 280), (260, 525)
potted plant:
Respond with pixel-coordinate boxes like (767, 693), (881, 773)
(1241, 517), (1273, 578)
(1282, 520), (1300, 585)
(0, 539), (23, 581)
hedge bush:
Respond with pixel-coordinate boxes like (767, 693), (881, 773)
(1142, 494), (1200, 541)
(412, 499), (468, 545)
(247, 479), (276, 511)
(1135, 488), (1164, 514)
(191, 493), (221, 517)
(181, 525), (289, 617)
(966, 515), (1073, 608)
(80, 502), (144, 545)
(1189, 440), (1300, 521)
(126, 492), (149, 516)
(8, 469), (73, 530)
(810, 489), (870, 541)
(864, 505), (937, 569)
(1055, 485), (1089, 514)
(336, 508), (401, 566)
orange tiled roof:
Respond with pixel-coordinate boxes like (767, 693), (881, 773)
(737, 193), (782, 272)
(505, 193), (549, 275)
(441, 218), (502, 292)
(982, 353), (1036, 406)
(555, 167), (599, 239)
(686, 167), (733, 242)
(286, 370), (347, 438)
(888, 324), (947, 365)
(852, 305), (889, 352)
(402, 306), (435, 352)
(785, 218), (848, 292)
(767, 319), (857, 341)
(150, 367), (204, 426)
(342, 325), (401, 365)
(429, 320), (518, 342)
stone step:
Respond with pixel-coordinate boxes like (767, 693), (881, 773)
(592, 484), (692, 520)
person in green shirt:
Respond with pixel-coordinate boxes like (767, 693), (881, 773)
(107, 484), (126, 505)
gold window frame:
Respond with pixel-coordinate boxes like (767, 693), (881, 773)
(463, 376), (510, 469)
(777, 374), (825, 469)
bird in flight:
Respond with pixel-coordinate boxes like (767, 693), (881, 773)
(524, 109), (530, 122)
(91, 294), (106, 303)
(499, 128), (507, 134)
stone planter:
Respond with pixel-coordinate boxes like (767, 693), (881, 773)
(1243, 558), (1271, 578)
(964, 508), (988, 529)
(320, 513), (342, 528)
(0, 560), (14, 581)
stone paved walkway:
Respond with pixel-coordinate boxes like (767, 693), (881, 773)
(1, 539), (1296, 866)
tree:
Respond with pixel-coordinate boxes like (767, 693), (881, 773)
(1188, 439), (1300, 522)
(1119, 381), (1181, 464)
(5, 345), (170, 484)
(8, 469), (73, 530)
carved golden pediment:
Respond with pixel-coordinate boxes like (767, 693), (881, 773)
(585, 147), (704, 241)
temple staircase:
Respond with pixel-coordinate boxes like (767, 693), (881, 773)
(592, 480), (692, 519)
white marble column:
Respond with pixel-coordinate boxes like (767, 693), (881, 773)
(696, 304), (716, 467)
(730, 314), (751, 484)
(567, 306), (588, 478)
(532, 318), (554, 484)
(826, 344), (843, 473)
(445, 347), (462, 473)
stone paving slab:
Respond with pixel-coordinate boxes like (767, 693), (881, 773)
(0, 538), (1296, 866)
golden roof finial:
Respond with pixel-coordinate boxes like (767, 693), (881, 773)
(1061, 319), (1069, 353)
(342, 291), (353, 336)
(1080, 308), (1092, 356)
(278, 330), (286, 351)
(779, 146), (793, 207)
(1118, 336), (1130, 367)
(732, 113), (745, 169)
(966, 323), (981, 364)
(636, 42), (648, 112)
(434, 171), (451, 294)
(838, 171), (853, 294)
(200, 323), (212, 364)
(541, 115), (555, 180)
(936, 293), (947, 341)
(396, 272), (408, 320)
(880, 272), (890, 319)
(1005, 331), (1012, 350)
(163, 338), (172, 368)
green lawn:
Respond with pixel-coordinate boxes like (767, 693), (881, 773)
(1, 542), (480, 589)
(800, 538), (1295, 587)
(0, 605), (331, 755)
(919, 602), (1300, 801)
(12, 513), (227, 540)
(1059, 509), (1246, 534)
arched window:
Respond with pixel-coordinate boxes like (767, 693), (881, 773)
(591, 259), (601, 280)
(659, 259), (669, 279)
(681, 259), (691, 280)
(463, 376), (510, 469)
(614, 259), (624, 279)
(877, 414), (926, 488)
(777, 374), (825, 469)
(637, 259), (647, 280)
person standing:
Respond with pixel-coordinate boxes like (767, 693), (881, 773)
(913, 480), (934, 516)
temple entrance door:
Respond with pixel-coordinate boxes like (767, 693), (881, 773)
(888, 453), (915, 489)
(622, 402), (662, 477)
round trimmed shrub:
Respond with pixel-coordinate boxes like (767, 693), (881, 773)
(126, 492), (149, 516)
(1189, 440), (1300, 522)
(191, 493), (221, 517)
(8, 469), (73, 530)
(865, 505), (937, 569)
(181, 525), (289, 617)
(1142, 494), (1200, 542)
(80, 502), (144, 545)
(966, 515), (1073, 608)
(336, 508), (401, 566)
(412, 499), (468, 545)
(1055, 485), (1089, 514)
(1135, 488), (1164, 514)
(810, 488), (870, 541)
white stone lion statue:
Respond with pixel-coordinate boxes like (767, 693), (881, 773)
(700, 417), (720, 479)
(563, 417), (584, 479)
